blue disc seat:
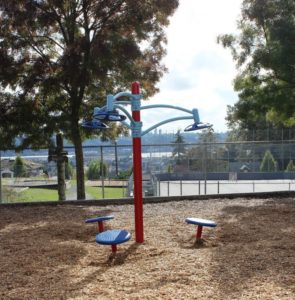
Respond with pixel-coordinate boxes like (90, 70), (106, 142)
(96, 229), (131, 253)
(85, 215), (114, 232)
(185, 217), (217, 241)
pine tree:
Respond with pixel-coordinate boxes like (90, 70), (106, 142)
(13, 156), (26, 177)
(285, 160), (295, 172)
(260, 150), (277, 172)
(172, 130), (186, 163)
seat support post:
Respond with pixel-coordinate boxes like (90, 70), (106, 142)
(98, 222), (104, 233)
(196, 226), (203, 240)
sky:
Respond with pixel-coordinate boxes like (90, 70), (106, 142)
(140, 0), (243, 134)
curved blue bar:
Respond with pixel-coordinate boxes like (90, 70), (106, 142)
(141, 104), (192, 114)
(114, 104), (134, 124)
(113, 92), (134, 100)
(141, 116), (193, 136)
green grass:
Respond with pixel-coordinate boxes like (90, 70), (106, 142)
(10, 188), (58, 203)
(1, 185), (126, 203)
(86, 186), (126, 199)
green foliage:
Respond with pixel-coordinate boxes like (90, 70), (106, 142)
(167, 164), (173, 173)
(13, 156), (26, 177)
(172, 130), (186, 158)
(0, 1), (179, 145)
(116, 168), (132, 180)
(0, 0), (179, 199)
(198, 127), (216, 144)
(218, 0), (295, 131)
(285, 160), (295, 172)
(65, 162), (74, 180)
(87, 160), (108, 180)
(260, 150), (277, 172)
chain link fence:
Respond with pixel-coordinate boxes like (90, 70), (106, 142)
(1, 138), (295, 203)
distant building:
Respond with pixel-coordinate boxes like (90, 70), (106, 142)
(1, 169), (13, 178)
(0, 158), (44, 177)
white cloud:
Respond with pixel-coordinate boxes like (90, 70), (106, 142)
(141, 0), (242, 133)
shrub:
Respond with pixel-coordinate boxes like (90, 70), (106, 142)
(13, 156), (26, 177)
(285, 160), (295, 172)
(260, 150), (277, 172)
(87, 159), (107, 180)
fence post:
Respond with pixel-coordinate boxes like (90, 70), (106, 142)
(198, 180), (201, 195)
(180, 180), (182, 196)
(204, 144), (207, 195)
(217, 181), (220, 194)
(100, 146), (105, 199)
(114, 142), (119, 176)
(167, 181), (170, 197)
(253, 181), (255, 193)
(158, 181), (161, 196)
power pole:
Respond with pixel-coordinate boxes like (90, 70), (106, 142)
(48, 134), (68, 201)
(56, 133), (67, 201)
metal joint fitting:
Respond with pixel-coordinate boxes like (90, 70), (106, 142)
(132, 121), (142, 138)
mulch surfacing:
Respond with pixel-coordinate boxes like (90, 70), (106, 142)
(0, 197), (295, 299)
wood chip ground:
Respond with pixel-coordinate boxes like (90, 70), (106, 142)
(1, 197), (295, 299)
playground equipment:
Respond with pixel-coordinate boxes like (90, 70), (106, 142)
(96, 229), (131, 253)
(82, 82), (212, 243)
(185, 217), (217, 243)
(81, 120), (108, 129)
(85, 215), (114, 233)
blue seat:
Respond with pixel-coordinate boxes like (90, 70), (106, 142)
(185, 217), (217, 227)
(85, 215), (114, 224)
(85, 215), (114, 233)
(185, 217), (217, 242)
(96, 229), (131, 253)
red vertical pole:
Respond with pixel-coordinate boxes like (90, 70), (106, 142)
(196, 226), (203, 240)
(132, 82), (144, 243)
(98, 221), (104, 233)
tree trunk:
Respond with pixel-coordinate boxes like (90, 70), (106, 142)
(72, 122), (86, 200)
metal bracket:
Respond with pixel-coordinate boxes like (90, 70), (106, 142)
(132, 121), (142, 138)
(131, 95), (142, 111)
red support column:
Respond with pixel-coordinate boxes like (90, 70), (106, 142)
(98, 221), (104, 233)
(196, 226), (203, 240)
(132, 82), (144, 243)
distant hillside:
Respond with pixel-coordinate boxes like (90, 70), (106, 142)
(79, 131), (228, 146)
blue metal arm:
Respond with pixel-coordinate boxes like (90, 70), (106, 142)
(113, 92), (134, 100)
(141, 116), (193, 136)
(141, 104), (193, 115)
